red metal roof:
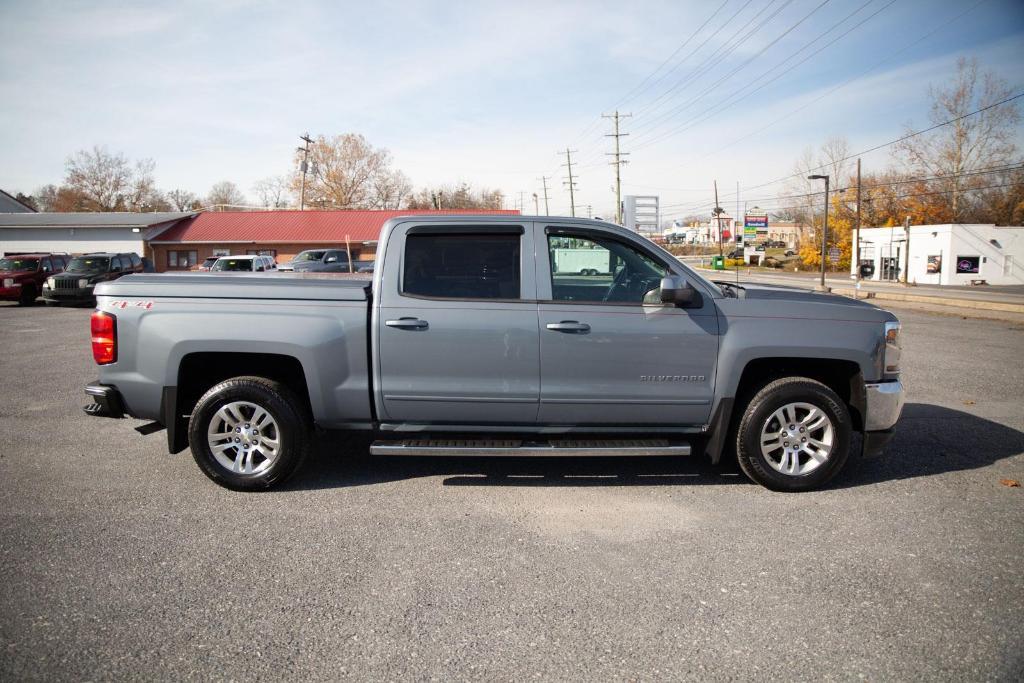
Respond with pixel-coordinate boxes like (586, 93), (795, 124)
(150, 209), (520, 244)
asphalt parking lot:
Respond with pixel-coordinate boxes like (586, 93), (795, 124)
(1, 302), (1022, 680)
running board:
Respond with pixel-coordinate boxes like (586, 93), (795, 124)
(369, 438), (691, 457)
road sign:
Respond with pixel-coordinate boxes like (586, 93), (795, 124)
(829, 247), (840, 264)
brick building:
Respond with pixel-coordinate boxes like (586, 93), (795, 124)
(147, 209), (518, 271)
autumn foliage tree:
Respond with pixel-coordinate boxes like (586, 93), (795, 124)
(291, 134), (400, 209)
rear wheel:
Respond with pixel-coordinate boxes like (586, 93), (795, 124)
(735, 377), (851, 491)
(187, 376), (311, 490)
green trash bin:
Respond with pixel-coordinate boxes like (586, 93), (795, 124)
(712, 255), (725, 270)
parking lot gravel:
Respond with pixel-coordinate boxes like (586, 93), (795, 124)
(1, 302), (1022, 680)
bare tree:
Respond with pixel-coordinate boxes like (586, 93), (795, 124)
(290, 134), (390, 208)
(406, 183), (505, 210)
(370, 169), (412, 209)
(252, 176), (291, 208)
(780, 146), (820, 226)
(166, 189), (201, 211)
(820, 136), (851, 189)
(205, 181), (247, 209)
(894, 56), (1020, 222)
(64, 146), (135, 210)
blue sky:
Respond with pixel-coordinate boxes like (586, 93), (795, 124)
(1, 0), (1022, 218)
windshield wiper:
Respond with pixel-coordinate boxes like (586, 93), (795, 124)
(713, 280), (744, 298)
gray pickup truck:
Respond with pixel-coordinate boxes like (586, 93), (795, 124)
(85, 215), (904, 492)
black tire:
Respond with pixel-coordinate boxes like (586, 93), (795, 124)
(188, 376), (312, 491)
(44, 300), (60, 307)
(735, 377), (852, 492)
(18, 285), (36, 306)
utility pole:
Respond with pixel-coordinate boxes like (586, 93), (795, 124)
(538, 176), (551, 215)
(903, 215), (911, 286)
(584, 204), (593, 219)
(713, 180), (724, 259)
(603, 110), (632, 225)
(517, 191), (526, 213)
(298, 133), (314, 211)
(855, 158), (862, 285)
(561, 148), (578, 217)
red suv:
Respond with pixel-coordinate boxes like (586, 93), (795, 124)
(0, 253), (69, 306)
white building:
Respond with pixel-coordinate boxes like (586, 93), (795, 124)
(0, 212), (194, 257)
(855, 224), (1024, 286)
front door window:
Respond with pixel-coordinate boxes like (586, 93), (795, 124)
(547, 233), (666, 304)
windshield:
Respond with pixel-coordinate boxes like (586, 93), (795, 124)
(211, 258), (253, 272)
(293, 250), (326, 262)
(66, 257), (110, 273)
(0, 258), (38, 272)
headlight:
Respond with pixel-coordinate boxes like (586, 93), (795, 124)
(3, 278), (13, 288)
(78, 278), (93, 289)
(883, 321), (901, 374)
(45, 277), (54, 289)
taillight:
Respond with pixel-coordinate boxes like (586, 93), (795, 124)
(91, 311), (117, 365)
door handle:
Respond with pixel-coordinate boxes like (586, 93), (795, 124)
(546, 321), (591, 333)
(385, 317), (429, 330)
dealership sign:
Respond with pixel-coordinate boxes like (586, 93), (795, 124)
(744, 208), (767, 242)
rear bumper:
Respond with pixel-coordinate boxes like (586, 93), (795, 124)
(83, 383), (126, 418)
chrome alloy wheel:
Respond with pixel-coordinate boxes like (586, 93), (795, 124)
(206, 401), (282, 475)
(759, 402), (834, 476)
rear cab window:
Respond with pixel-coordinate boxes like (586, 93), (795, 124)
(402, 232), (521, 300)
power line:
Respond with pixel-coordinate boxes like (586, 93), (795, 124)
(631, 0), (826, 140)
(660, 162), (1024, 214)
(742, 89), (1024, 194)
(696, 0), (994, 184)
(612, 0), (732, 110)
(631, 0), (889, 152)
(569, 0), (766, 172)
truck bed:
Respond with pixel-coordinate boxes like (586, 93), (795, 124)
(99, 272), (372, 301)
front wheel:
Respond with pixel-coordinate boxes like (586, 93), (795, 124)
(188, 376), (312, 490)
(735, 377), (852, 492)
(18, 285), (36, 306)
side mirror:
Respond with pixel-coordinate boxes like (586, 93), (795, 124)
(653, 276), (703, 308)
(325, 256), (338, 263)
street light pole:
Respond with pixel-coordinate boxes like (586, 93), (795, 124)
(808, 174), (830, 289)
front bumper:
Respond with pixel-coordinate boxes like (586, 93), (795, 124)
(862, 380), (905, 458)
(864, 380), (905, 431)
(42, 286), (95, 303)
(84, 383), (126, 418)
(0, 284), (22, 301)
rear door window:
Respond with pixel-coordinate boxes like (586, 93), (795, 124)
(403, 233), (521, 300)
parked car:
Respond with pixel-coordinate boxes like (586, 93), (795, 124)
(42, 252), (142, 306)
(283, 249), (356, 273)
(727, 248), (744, 259)
(0, 253), (69, 305)
(85, 216), (904, 493)
(785, 249), (796, 257)
(210, 255), (277, 272)
(197, 257), (220, 271)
